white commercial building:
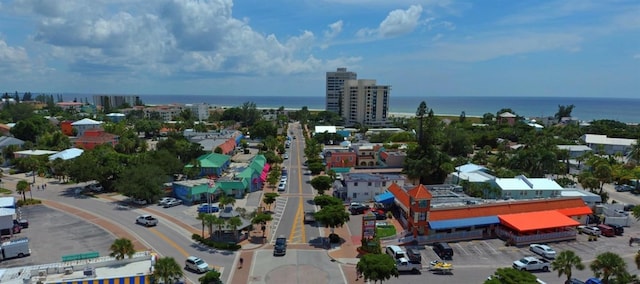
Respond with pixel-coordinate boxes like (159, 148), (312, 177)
(326, 67), (357, 115)
(341, 79), (390, 127)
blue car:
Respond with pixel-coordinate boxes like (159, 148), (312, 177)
(197, 204), (219, 213)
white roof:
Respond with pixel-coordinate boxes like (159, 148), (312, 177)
(495, 175), (562, 191)
(48, 148), (84, 161)
(0, 208), (15, 216)
(454, 171), (495, 183)
(71, 118), (103, 126)
(106, 113), (126, 117)
(0, 197), (15, 208)
(314, 126), (336, 134)
(14, 150), (59, 156)
(582, 134), (636, 147)
(455, 163), (487, 173)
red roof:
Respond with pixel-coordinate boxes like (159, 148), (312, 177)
(380, 151), (389, 160)
(387, 183), (409, 209)
(556, 206), (593, 216)
(408, 184), (432, 199)
(217, 139), (235, 154)
(429, 197), (586, 221)
(498, 210), (580, 232)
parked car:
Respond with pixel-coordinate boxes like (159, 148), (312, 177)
(164, 199), (183, 208)
(373, 211), (387, 220)
(606, 223), (624, 235)
(274, 236), (287, 256)
(579, 226), (601, 236)
(0, 224), (22, 235)
(529, 244), (556, 259)
(136, 215), (158, 227)
(280, 176), (288, 183)
(88, 183), (104, 192)
(433, 242), (453, 260)
(131, 198), (148, 205)
(13, 218), (29, 229)
(349, 204), (369, 215)
(568, 278), (586, 284)
(278, 182), (286, 192)
(197, 204), (220, 213)
(158, 197), (174, 206)
(512, 256), (550, 272)
(185, 256), (210, 273)
(283, 153), (289, 159)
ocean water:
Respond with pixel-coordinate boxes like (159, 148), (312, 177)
(73, 93), (640, 123)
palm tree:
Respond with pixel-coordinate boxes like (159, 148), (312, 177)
(213, 216), (226, 238)
(635, 252), (640, 270)
(228, 216), (243, 240)
(416, 101), (427, 145)
(153, 257), (183, 284)
(109, 238), (135, 260)
(552, 250), (585, 283)
(590, 252), (628, 284)
(204, 214), (217, 237)
(16, 180), (29, 202)
(218, 195), (236, 209)
(196, 213), (207, 238)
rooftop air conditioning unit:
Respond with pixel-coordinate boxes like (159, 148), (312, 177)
(64, 267), (73, 275)
(38, 270), (47, 277)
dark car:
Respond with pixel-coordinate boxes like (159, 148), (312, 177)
(373, 211), (387, 220)
(349, 204), (368, 215)
(274, 236), (287, 256)
(14, 219), (29, 229)
(407, 247), (422, 263)
(606, 224), (624, 235)
(433, 242), (453, 260)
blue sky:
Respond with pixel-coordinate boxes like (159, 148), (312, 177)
(0, 0), (638, 98)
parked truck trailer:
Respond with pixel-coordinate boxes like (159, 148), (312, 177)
(1, 237), (31, 261)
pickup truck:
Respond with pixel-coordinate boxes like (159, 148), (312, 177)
(396, 258), (422, 274)
(136, 215), (158, 227)
(513, 256), (550, 272)
(304, 211), (316, 223)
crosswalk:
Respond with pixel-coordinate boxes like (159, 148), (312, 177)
(269, 197), (288, 244)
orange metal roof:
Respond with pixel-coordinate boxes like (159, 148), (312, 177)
(387, 183), (409, 208)
(556, 206), (593, 216)
(498, 210), (580, 232)
(408, 184), (432, 199)
(429, 197), (586, 221)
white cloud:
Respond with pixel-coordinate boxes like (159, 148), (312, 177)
(357, 5), (423, 38)
(419, 32), (583, 62)
(0, 40), (30, 71)
(324, 20), (343, 39)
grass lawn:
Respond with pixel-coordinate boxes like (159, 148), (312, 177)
(376, 225), (397, 238)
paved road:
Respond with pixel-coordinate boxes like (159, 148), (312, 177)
(0, 174), (237, 284)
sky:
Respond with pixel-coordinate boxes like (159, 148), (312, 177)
(0, 0), (638, 98)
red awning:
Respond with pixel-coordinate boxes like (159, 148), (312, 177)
(557, 206), (592, 217)
(498, 210), (580, 232)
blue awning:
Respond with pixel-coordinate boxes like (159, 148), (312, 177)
(429, 216), (500, 230)
(374, 192), (395, 204)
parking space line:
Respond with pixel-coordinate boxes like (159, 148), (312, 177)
(455, 243), (470, 255)
(473, 245), (484, 255)
(481, 240), (499, 254)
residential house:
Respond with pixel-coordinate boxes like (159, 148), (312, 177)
(60, 120), (74, 136)
(105, 113), (126, 123)
(339, 173), (406, 203)
(354, 144), (380, 167)
(378, 148), (407, 168)
(71, 118), (103, 136)
(581, 134), (636, 156)
(74, 129), (119, 150)
(445, 163), (495, 185)
(14, 149), (58, 159)
(498, 112), (517, 126)
(325, 151), (357, 171)
(493, 175), (564, 200)
(48, 148), (84, 161)
(0, 136), (24, 151)
(0, 123), (11, 136)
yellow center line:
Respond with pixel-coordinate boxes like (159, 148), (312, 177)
(149, 227), (190, 258)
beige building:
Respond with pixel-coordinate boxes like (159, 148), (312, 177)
(341, 79), (390, 127)
(326, 67), (357, 115)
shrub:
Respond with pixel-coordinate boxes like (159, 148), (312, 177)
(16, 199), (42, 206)
(191, 234), (241, 251)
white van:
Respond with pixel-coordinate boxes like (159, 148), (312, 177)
(185, 256), (210, 273)
(385, 245), (407, 260)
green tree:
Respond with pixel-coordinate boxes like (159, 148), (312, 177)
(262, 192), (279, 211)
(218, 195), (236, 209)
(416, 101), (427, 146)
(10, 116), (54, 142)
(153, 257), (184, 284)
(16, 180), (29, 202)
(313, 195), (343, 208)
(485, 267), (538, 284)
(114, 164), (167, 203)
(109, 238), (135, 260)
(590, 252), (628, 284)
(307, 162), (326, 175)
(555, 104), (575, 123)
(196, 213), (208, 238)
(213, 216), (226, 238)
(552, 250), (585, 283)
(356, 253), (399, 283)
(314, 205), (350, 236)
(198, 270), (222, 284)
(310, 175), (333, 195)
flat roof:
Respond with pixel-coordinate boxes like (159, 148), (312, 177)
(498, 210), (580, 232)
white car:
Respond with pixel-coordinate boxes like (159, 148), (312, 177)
(158, 197), (174, 206)
(278, 182), (286, 191)
(280, 176), (288, 183)
(136, 215), (158, 226)
(580, 226), (601, 236)
(529, 244), (556, 259)
(163, 199), (183, 208)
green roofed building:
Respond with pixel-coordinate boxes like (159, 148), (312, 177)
(185, 152), (231, 177)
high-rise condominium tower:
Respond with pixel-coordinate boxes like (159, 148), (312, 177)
(341, 79), (390, 127)
(326, 68), (357, 115)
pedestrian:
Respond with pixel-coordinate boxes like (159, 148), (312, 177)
(37, 185), (40, 191)
(239, 257), (244, 269)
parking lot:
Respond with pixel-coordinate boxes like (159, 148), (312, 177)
(0, 204), (115, 268)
